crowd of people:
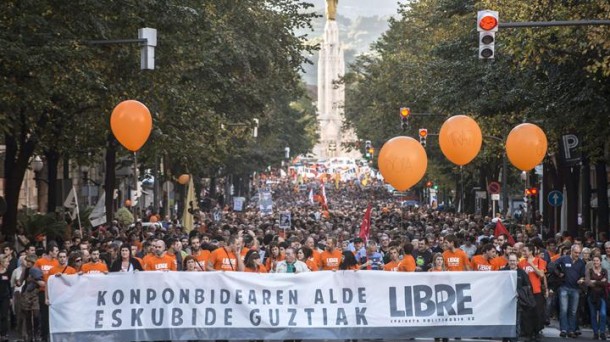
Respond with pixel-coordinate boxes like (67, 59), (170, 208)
(0, 181), (607, 342)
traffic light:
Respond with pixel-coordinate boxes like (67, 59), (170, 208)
(400, 107), (410, 131)
(368, 147), (375, 158)
(525, 187), (538, 197)
(477, 10), (498, 59)
(426, 181), (433, 188)
(418, 128), (428, 147)
(364, 140), (372, 159)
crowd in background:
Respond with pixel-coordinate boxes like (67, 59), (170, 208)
(0, 181), (607, 342)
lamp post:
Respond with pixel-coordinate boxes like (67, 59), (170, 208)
(81, 165), (90, 207)
(31, 156), (44, 211)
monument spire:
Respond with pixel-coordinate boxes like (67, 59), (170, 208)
(326, 0), (338, 21)
(313, 0), (359, 160)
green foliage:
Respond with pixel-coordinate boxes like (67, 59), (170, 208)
(115, 207), (134, 227)
(0, 0), (320, 236)
(17, 210), (67, 240)
(344, 0), (610, 200)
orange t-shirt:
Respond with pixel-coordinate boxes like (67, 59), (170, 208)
(491, 256), (508, 270)
(398, 255), (416, 272)
(207, 248), (239, 271)
(191, 250), (211, 271)
(305, 258), (319, 271)
(384, 260), (401, 272)
(518, 258), (546, 294)
(240, 247), (250, 262)
(318, 249), (343, 270)
(49, 265), (77, 276)
(34, 258), (59, 292)
(244, 264), (268, 273)
(144, 254), (177, 271)
(443, 249), (470, 271)
(311, 249), (321, 264)
(471, 255), (496, 271)
(81, 261), (109, 274)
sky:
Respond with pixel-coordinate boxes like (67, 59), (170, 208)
(305, 0), (406, 19)
(300, 0), (408, 85)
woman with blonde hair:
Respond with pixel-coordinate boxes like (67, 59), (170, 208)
(429, 253), (446, 272)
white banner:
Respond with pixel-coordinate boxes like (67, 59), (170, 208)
(49, 271), (517, 341)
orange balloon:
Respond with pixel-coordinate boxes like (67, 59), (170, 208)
(178, 174), (190, 185)
(439, 115), (482, 166)
(110, 100), (152, 152)
(378, 136), (427, 191)
(506, 123), (548, 171)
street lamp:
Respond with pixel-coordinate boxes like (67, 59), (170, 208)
(82, 165), (90, 207)
(31, 156), (43, 173)
(30, 156), (44, 211)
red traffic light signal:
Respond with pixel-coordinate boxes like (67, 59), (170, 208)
(477, 10), (498, 59)
(478, 13), (498, 31)
(400, 107), (411, 119)
(419, 128), (428, 138)
(525, 187), (538, 197)
(426, 181), (433, 188)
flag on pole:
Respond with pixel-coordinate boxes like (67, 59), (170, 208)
(308, 188), (314, 205)
(494, 220), (515, 246)
(359, 204), (372, 242)
(89, 190), (107, 227)
(63, 186), (79, 220)
(182, 176), (198, 233)
(320, 182), (328, 209)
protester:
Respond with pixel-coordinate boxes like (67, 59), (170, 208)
(274, 247), (309, 273)
(109, 245), (143, 272)
(0, 254), (12, 341)
(556, 244), (586, 338)
(502, 252), (531, 342)
(244, 250), (268, 273)
(585, 255), (608, 340)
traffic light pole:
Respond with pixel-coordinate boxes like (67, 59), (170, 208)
(499, 20), (610, 28)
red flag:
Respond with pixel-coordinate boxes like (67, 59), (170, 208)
(494, 220), (515, 246)
(359, 204), (372, 242)
(320, 182), (328, 210)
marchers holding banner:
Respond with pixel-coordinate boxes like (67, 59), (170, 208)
(49, 271), (517, 342)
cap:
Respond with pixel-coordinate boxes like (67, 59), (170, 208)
(353, 237), (363, 243)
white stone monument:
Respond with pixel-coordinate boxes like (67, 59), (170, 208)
(313, 0), (360, 160)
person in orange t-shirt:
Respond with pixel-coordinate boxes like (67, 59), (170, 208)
(297, 247), (318, 271)
(189, 236), (210, 271)
(318, 237), (343, 270)
(81, 248), (109, 274)
(243, 250), (268, 273)
(383, 247), (402, 271)
(398, 244), (416, 272)
(46, 250), (76, 305)
(429, 253), (446, 272)
(442, 234), (471, 271)
(518, 244), (547, 339)
(144, 240), (177, 271)
(34, 245), (60, 293)
(471, 244), (498, 271)
(206, 234), (244, 271)
(304, 237), (321, 264)
(265, 242), (285, 273)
